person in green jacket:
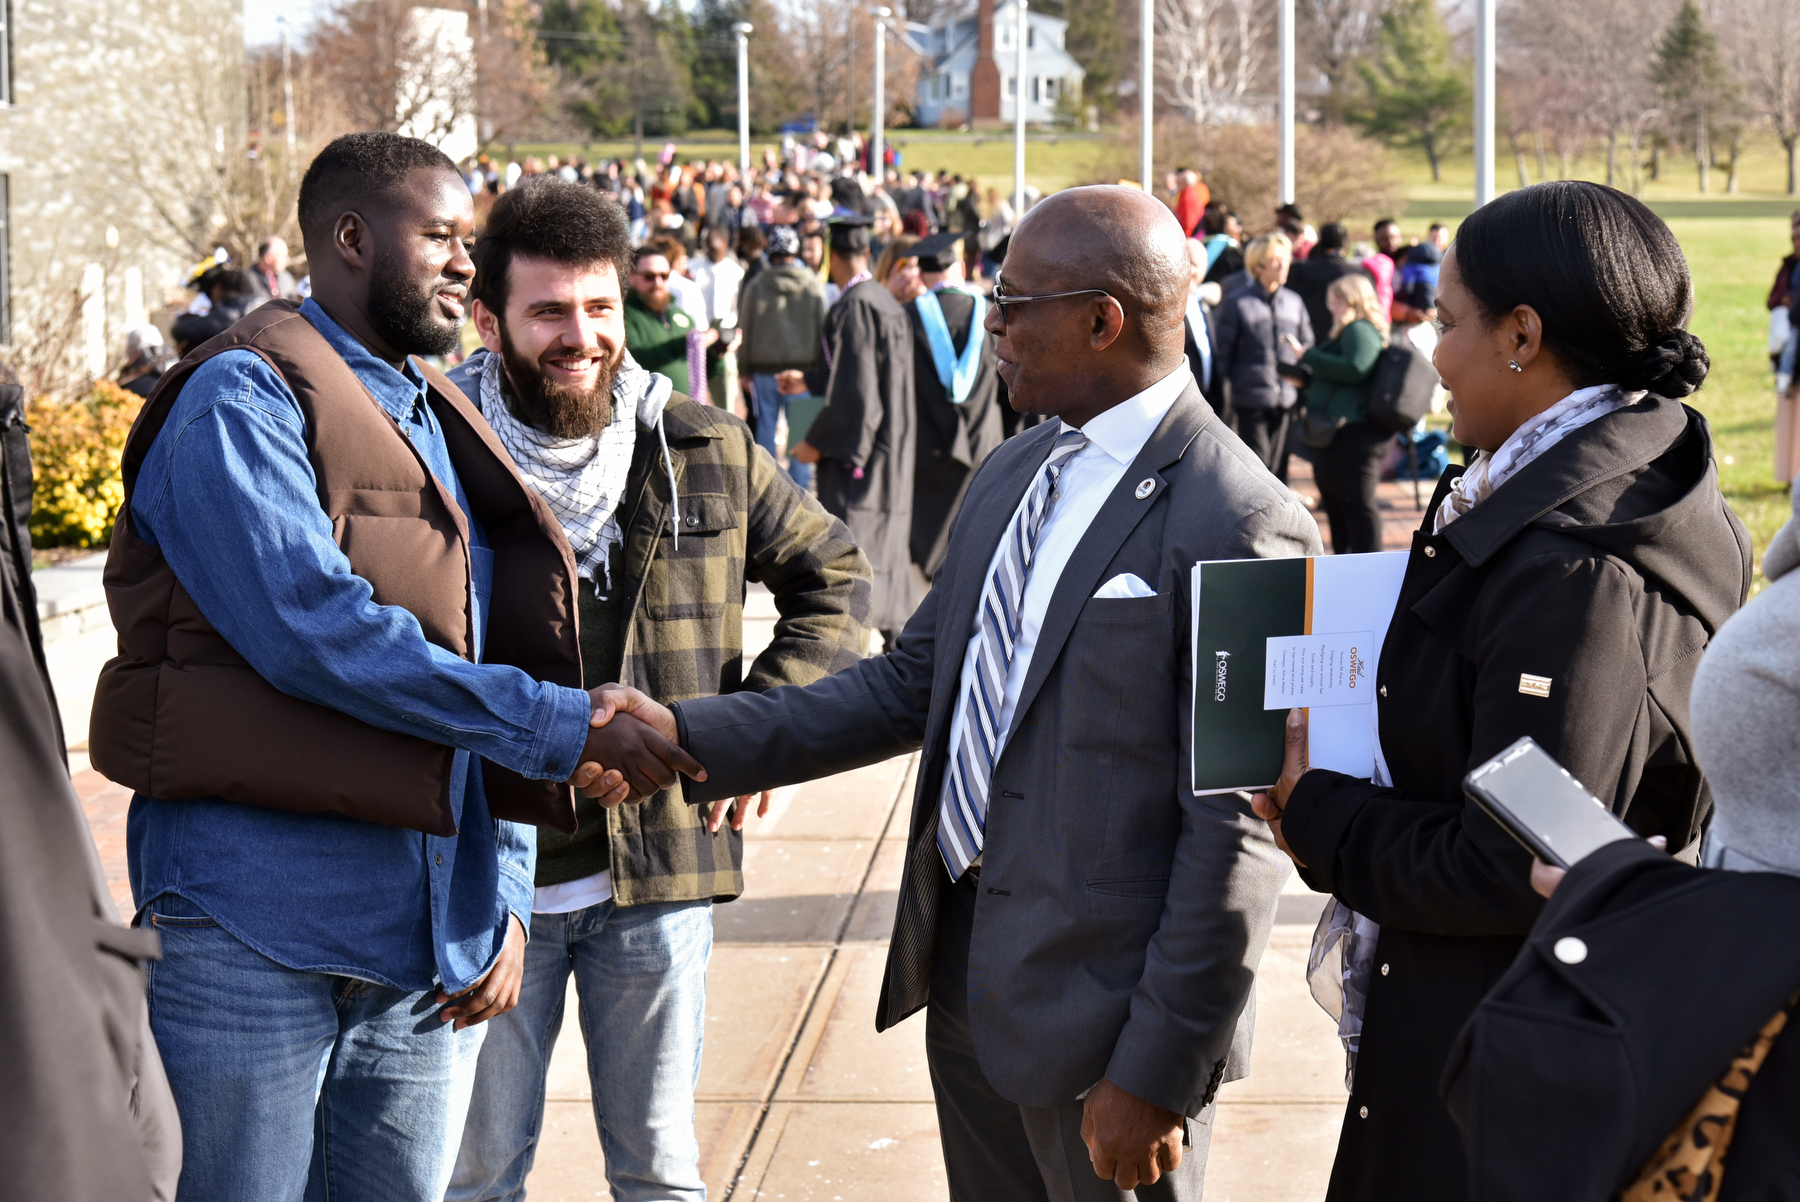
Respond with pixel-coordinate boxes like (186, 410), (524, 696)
(624, 244), (712, 394)
(1287, 272), (1393, 553)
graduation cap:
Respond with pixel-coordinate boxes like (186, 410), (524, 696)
(912, 229), (966, 274)
(827, 213), (874, 255)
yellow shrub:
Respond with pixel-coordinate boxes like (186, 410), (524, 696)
(27, 381), (145, 548)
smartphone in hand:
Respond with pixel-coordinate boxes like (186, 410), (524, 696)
(1463, 738), (1639, 870)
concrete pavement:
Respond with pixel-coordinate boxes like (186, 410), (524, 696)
(50, 444), (1418, 1198)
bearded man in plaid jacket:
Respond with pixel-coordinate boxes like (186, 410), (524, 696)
(444, 179), (870, 1202)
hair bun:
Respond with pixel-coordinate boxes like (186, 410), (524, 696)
(1618, 329), (1709, 398)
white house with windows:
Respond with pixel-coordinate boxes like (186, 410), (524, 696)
(913, 2), (1084, 128)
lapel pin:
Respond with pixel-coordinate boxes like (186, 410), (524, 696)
(1135, 478), (1156, 500)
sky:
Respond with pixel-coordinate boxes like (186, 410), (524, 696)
(242, 0), (327, 48)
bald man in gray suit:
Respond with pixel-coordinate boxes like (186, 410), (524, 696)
(584, 187), (1322, 1201)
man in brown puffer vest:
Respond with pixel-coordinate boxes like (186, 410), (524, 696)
(87, 132), (698, 1202)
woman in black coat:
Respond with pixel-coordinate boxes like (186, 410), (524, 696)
(1251, 181), (1751, 1200)
(1212, 233), (1313, 481)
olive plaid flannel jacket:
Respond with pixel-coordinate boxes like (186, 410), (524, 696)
(581, 390), (870, 904)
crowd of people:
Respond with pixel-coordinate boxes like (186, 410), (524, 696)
(7, 125), (1800, 1202)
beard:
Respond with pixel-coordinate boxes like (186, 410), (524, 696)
(498, 324), (621, 439)
(367, 249), (465, 357)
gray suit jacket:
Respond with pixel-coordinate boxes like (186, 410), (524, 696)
(677, 380), (1322, 1116)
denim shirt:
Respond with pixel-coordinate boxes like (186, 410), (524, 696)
(126, 299), (592, 994)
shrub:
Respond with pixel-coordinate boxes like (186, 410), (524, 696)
(1090, 119), (1407, 229)
(27, 381), (144, 549)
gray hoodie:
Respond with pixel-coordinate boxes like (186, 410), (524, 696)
(1692, 488), (1800, 874)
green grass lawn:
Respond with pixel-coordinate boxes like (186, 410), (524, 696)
(1672, 216), (1793, 590)
(506, 131), (1107, 197)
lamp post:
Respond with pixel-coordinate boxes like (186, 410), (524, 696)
(1014, 0), (1028, 216)
(872, 7), (890, 185)
(733, 22), (754, 177)
(278, 16), (297, 186)
(1473, 0), (1495, 206)
(1278, 0), (1295, 204)
(1139, 0), (1152, 191)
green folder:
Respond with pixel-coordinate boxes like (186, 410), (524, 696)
(1191, 558), (1308, 793)
(784, 395), (827, 454)
(1190, 551), (1410, 794)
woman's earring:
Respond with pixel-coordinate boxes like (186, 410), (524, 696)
(1508, 360), (1524, 373)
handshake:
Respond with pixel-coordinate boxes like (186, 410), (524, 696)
(569, 686), (769, 833)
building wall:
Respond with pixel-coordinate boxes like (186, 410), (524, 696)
(0, 0), (243, 376)
(917, 10), (1082, 128)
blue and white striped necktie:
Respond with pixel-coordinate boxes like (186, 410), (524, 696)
(937, 426), (1090, 881)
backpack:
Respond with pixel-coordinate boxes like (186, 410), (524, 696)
(1364, 338), (1439, 434)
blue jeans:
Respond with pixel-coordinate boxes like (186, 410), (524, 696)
(142, 894), (486, 1202)
(449, 898), (713, 1202)
(750, 372), (813, 491)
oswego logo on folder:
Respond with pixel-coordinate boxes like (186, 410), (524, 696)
(1190, 552), (1409, 794)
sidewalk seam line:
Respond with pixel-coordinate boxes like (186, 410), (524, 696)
(721, 753), (919, 1201)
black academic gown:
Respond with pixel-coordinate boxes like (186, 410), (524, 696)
(805, 278), (919, 632)
(906, 288), (1005, 579)
(1184, 302), (1229, 422)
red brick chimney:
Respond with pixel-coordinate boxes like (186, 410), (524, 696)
(969, 0), (1001, 126)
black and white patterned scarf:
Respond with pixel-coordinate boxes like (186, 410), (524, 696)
(1435, 384), (1637, 533)
(479, 347), (676, 591)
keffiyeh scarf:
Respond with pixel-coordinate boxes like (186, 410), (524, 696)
(479, 348), (677, 592)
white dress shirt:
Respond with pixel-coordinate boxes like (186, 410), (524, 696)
(1186, 295), (1214, 392)
(689, 254), (745, 327)
(945, 364), (1192, 788)
(669, 274), (709, 327)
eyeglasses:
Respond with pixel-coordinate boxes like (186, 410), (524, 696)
(637, 270), (671, 281)
(990, 271), (1119, 327)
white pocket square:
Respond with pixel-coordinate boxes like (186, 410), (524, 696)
(1093, 573), (1156, 599)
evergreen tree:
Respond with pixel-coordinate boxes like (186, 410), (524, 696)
(540, 0), (692, 143)
(687, 0), (751, 130)
(1347, 0), (1470, 182)
(1654, 0), (1736, 192)
(1063, 0), (1122, 109)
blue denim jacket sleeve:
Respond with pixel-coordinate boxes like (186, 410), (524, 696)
(131, 350), (592, 779)
(494, 810), (538, 935)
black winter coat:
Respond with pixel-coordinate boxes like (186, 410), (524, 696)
(1281, 396), (1751, 1201)
(1444, 839), (1800, 1202)
(1287, 253), (1375, 357)
(906, 289), (1004, 579)
(1212, 284), (1312, 412)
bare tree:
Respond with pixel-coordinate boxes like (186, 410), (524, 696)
(310, 0), (477, 143)
(1298, 0), (1382, 119)
(1155, 0), (1274, 125)
(1501, 0), (1667, 190)
(474, 0), (562, 146)
(120, 48), (314, 268)
(1719, 0), (1800, 194)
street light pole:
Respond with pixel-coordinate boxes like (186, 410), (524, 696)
(1014, 0), (1028, 216)
(1278, 0), (1294, 204)
(278, 16), (297, 185)
(733, 22), (754, 177)
(1473, 0), (1495, 206)
(1139, 0), (1152, 190)
(872, 7), (890, 185)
